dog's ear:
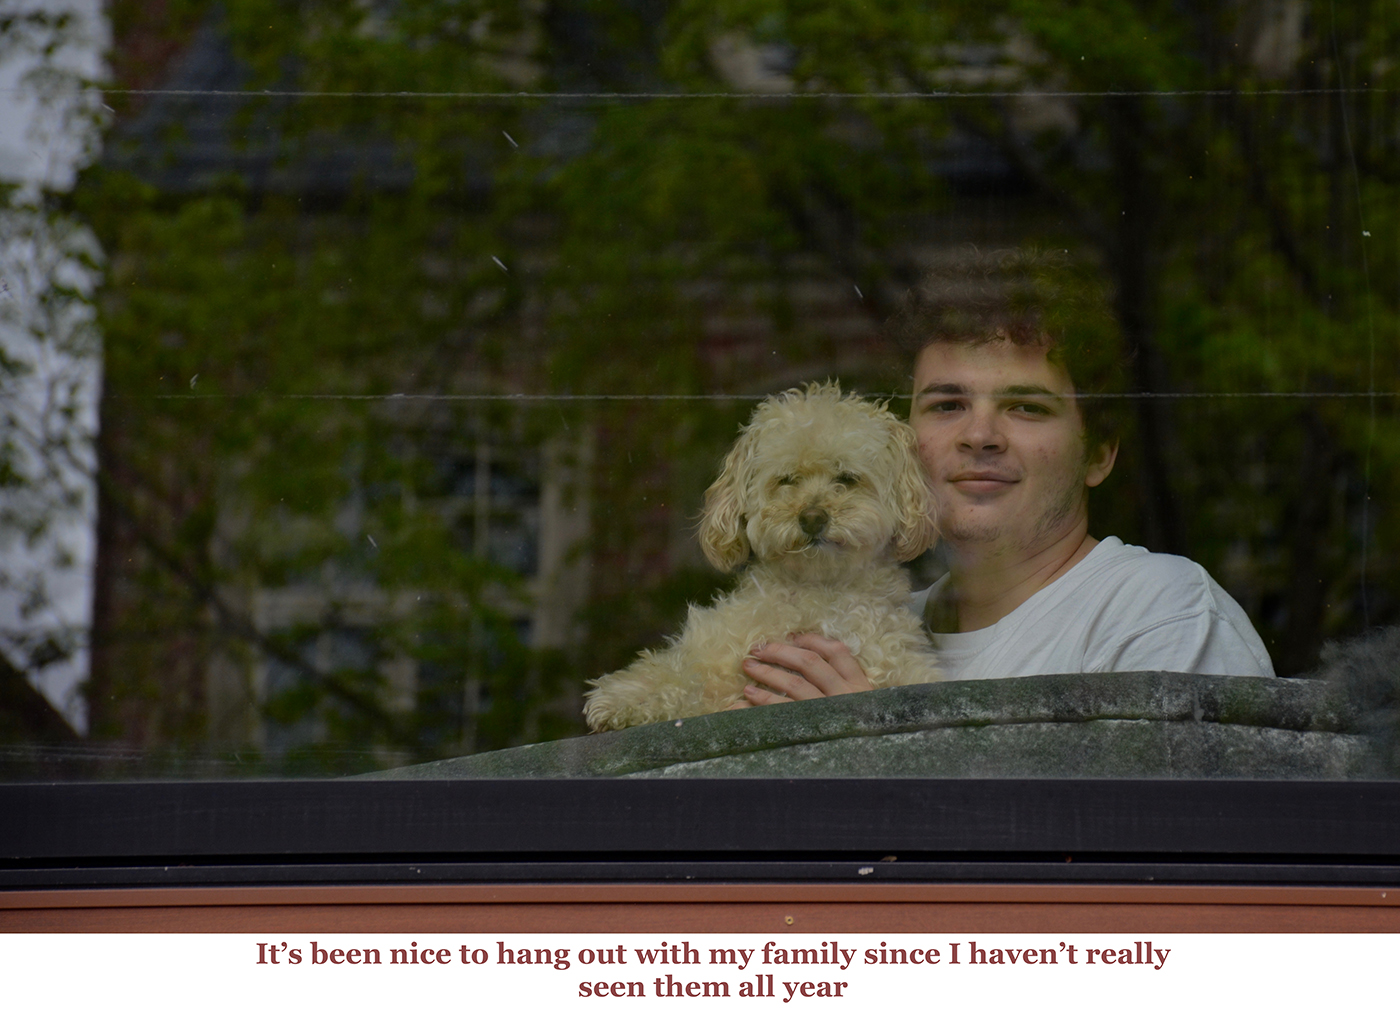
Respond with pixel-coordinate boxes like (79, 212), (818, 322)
(699, 425), (757, 572)
(886, 416), (938, 561)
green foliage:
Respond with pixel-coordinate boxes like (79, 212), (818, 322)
(50, 0), (1400, 775)
(79, 162), (567, 768)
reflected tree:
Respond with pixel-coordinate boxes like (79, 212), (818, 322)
(42, 0), (1400, 774)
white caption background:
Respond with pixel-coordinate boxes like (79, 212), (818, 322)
(5, 933), (1392, 1009)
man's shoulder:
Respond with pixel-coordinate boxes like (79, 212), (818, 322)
(1071, 537), (1218, 602)
(910, 538), (1275, 678)
(1069, 537), (1275, 673)
(908, 541), (1213, 621)
(1027, 537), (1255, 647)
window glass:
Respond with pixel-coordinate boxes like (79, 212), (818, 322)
(1, 0), (1396, 781)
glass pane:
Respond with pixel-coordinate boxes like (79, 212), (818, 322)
(1, 1), (1396, 781)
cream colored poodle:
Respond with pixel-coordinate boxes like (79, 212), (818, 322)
(583, 382), (941, 732)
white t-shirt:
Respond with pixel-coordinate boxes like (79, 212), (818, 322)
(908, 537), (1275, 679)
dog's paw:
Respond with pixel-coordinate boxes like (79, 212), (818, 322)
(582, 677), (636, 733)
(583, 651), (696, 731)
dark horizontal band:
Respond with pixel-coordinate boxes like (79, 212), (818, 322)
(6, 780), (1400, 883)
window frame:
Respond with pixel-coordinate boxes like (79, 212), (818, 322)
(6, 778), (1400, 889)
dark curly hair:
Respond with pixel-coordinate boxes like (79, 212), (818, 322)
(886, 248), (1130, 451)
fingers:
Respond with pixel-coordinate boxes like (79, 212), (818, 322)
(741, 683), (792, 706)
(742, 651), (826, 700)
(788, 634), (874, 689)
(741, 635), (875, 700)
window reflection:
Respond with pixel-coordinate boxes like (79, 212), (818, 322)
(0, 0), (1395, 779)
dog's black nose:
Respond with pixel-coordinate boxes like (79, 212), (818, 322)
(799, 507), (829, 539)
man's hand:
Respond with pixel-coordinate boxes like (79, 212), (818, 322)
(732, 634), (875, 708)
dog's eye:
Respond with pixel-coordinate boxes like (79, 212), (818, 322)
(776, 475), (797, 487)
(835, 472), (860, 488)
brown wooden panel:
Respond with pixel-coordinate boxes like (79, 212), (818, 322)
(3, 883), (1398, 932)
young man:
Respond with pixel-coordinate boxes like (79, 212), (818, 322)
(738, 258), (1274, 706)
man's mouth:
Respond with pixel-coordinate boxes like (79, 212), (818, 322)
(948, 471), (1019, 494)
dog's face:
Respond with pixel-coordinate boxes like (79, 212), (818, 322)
(699, 383), (937, 573)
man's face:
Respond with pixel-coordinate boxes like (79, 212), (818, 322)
(910, 340), (1116, 556)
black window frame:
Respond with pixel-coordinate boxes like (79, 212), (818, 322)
(6, 778), (1400, 889)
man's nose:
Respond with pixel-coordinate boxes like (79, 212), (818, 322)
(958, 402), (1008, 452)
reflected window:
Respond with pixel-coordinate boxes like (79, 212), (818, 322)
(0, 0), (1395, 782)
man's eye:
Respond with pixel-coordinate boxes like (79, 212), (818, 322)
(1012, 402), (1052, 416)
(925, 400), (962, 413)
(835, 472), (860, 488)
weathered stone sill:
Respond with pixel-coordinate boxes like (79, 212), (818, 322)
(365, 672), (1385, 780)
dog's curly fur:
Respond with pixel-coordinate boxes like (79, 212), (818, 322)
(583, 382), (942, 732)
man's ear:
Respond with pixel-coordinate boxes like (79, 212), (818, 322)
(1085, 438), (1119, 488)
(698, 426), (757, 572)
